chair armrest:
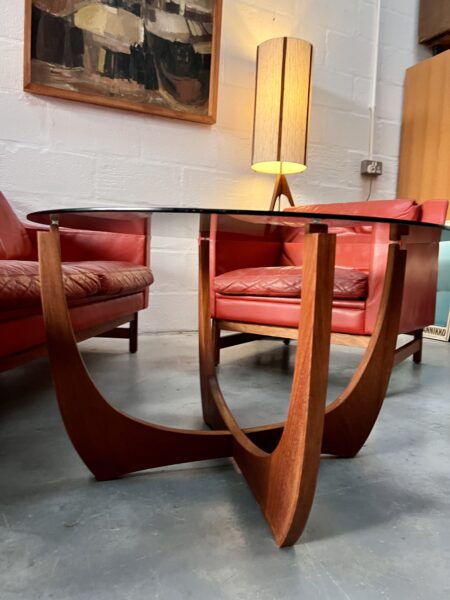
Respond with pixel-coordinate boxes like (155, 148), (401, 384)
(364, 223), (442, 334)
(25, 224), (149, 267)
(399, 226), (442, 333)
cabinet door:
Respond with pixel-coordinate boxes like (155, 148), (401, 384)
(397, 51), (450, 220)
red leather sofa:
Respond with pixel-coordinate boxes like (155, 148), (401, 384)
(210, 199), (448, 362)
(0, 193), (153, 372)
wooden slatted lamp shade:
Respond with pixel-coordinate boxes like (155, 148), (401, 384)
(251, 37), (313, 211)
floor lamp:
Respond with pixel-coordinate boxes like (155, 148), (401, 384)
(251, 38), (313, 211)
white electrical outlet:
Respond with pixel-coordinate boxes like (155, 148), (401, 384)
(361, 160), (383, 176)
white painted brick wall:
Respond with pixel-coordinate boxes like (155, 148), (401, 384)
(0, 0), (430, 332)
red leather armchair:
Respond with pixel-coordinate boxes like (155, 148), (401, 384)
(0, 193), (153, 372)
(210, 199), (448, 364)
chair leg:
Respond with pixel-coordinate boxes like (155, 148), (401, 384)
(129, 313), (138, 354)
(212, 320), (220, 365)
(413, 329), (423, 364)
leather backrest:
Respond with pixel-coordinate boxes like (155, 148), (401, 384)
(281, 199), (421, 269)
(0, 192), (34, 260)
(211, 215), (282, 277)
(281, 229), (372, 270)
(285, 198), (420, 220)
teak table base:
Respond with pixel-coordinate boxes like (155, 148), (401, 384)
(38, 221), (407, 548)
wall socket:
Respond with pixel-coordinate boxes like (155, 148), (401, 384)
(361, 160), (383, 176)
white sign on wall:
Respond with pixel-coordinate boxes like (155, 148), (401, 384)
(423, 310), (450, 342)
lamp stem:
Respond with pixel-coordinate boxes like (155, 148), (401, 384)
(270, 174), (295, 211)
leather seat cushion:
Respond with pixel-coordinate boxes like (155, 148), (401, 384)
(64, 261), (154, 296)
(214, 266), (368, 300)
(0, 260), (153, 308)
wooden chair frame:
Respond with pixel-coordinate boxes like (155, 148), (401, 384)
(211, 320), (423, 368)
(0, 313), (139, 373)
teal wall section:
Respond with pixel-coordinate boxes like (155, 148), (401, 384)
(436, 241), (450, 326)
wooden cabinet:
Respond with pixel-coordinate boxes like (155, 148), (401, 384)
(419, 0), (450, 47)
(397, 51), (450, 220)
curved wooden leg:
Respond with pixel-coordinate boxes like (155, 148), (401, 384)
(200, 230), (409, 463)
(38, 226), (283, 481)
(321, 241), (407, 457)
(198, 218), (229, 431)
(38, 226), (239, 481)
(200, 223), (336, 546)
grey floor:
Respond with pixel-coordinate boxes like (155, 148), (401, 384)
(1, 334), (449, 600)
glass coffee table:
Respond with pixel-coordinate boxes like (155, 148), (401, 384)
(28, 207), (450, 547)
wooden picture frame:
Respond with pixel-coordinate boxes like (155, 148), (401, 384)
(24, 0), (222, 125)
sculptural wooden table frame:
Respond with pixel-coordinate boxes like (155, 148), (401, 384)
(37, 214), (407, 548)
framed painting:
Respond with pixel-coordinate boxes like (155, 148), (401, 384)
(24, 0), (222, 124)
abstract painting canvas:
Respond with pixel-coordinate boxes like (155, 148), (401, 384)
(24, 0), (222, 124)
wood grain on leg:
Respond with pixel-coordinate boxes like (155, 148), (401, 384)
(199, 220), (336, 546)
(38, 226), (236, 481)
(322, 238), (407, 457)
(199, 216), (229, 430)
(205, 230), (411, 461)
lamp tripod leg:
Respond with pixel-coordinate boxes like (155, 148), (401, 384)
(269, 174), (295, 211)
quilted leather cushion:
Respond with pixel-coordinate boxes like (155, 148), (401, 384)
(0, 261), (153, 308)
(74, 261), (154, 295)
(0, 261), (100, 308)
(215, 266), (368, 300)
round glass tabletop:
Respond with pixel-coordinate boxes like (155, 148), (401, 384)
(27, 206), (450, 243)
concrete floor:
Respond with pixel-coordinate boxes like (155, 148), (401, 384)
(0, 334), (449, 599)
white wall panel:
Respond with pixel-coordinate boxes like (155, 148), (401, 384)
(0, 0), (429, 332)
